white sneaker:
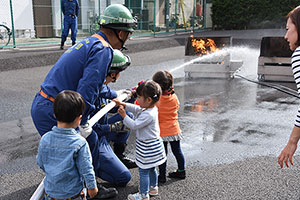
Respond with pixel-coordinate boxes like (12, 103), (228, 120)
(127, 192), (149, 200)
(149, 186), (158, 196)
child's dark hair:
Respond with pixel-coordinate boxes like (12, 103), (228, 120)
(136, 80), (162, 104)
(152, 70), (174, 94)
(53, 90), (85, 123)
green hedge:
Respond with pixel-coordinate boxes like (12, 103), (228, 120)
(211, 0), (299, 30)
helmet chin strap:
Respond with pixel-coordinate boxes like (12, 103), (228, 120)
(113, 30), (129, 51)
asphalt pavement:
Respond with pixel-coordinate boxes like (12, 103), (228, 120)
(1, 28), (300, 200)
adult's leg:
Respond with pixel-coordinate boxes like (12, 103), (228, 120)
(31, 93), (56, 136)
(61, 17), (70, 49)
(87, 135), (131, 186)
(108, 113), (137, 169)
(86, 131), (119, 198)
(70, 17), (77, 45)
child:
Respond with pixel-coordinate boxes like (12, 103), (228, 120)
(152, 70), (186, 183)
(36, 90), (98, 200)
(113, 81), (166, 200)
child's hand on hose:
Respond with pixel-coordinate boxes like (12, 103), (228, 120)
(113, 98), (124, 107)
(117, 105), (126, 118)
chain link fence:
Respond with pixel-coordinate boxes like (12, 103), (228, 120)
(0, 0), (207, 48)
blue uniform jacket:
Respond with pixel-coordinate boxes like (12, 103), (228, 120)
(62, 0), (79, 16)
(40, 32), (113, 124)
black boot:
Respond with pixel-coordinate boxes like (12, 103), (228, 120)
(60, 41), (64, 50)
(168, 169), (186, 179)
(72, 41), (76, 46)
(114, 143), (137, 169)
(88, 184), (118, 199)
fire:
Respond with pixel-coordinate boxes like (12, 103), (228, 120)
(191, 38), (219, 56)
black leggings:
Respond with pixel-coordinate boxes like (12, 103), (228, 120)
(158, 140), (185, 176)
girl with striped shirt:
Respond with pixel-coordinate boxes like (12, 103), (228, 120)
(114, 80), (166, 200)
(278, 6), (300, 168)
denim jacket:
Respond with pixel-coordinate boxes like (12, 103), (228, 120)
(36, 126), (96, 199)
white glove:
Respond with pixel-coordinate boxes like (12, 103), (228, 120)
(116, 89), (132, 101)
(110, 121), (130, 133)
(79, 123), (92, 138)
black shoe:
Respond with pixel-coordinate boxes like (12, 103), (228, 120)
(168, 170), (186, 179)
(90, 185), (118, 199)
(158, 174), (166, 183)
(120, 156), (138, 169)
(72, 41), (76, 46)
(60, 42), (64, 50)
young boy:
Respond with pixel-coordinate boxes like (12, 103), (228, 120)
(36, 90), (98, 200)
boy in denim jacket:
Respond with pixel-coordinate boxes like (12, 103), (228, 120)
(36, 90), (98, 199)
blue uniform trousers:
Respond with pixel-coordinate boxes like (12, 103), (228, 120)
(31, 93), (56, 135)
(62, 16), (77, 43)
(86, 131), (131, 186)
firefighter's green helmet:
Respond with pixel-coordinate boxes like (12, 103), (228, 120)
(99, 4), (137, 33)
(109, 49), (131, 73)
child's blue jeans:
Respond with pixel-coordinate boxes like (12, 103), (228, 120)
(139, 167), (158, 196)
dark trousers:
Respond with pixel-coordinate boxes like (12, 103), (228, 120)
(158, 140), (185, 176)
(61, 16), (77, 43)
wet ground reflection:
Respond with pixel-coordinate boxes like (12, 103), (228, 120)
(171, 76), (298, 166)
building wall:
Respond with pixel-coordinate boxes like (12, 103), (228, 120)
(205, 2), (212, 28)
(0, 0), (35, 37)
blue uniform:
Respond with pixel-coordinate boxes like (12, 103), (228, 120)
(87, 85), (132, 185)
(94, 85), (132, 144)
(61, 0), (79, 43)
(31, 32), (131, 185)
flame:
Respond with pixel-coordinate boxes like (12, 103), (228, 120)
(191, 38), (219, 56)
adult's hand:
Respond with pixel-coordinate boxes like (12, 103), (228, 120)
(278, 143), (297, 168)
(116, 89), (132, 101)
(278, 126), (300, 168)
(79, 124), (92, 138)
(110, 120), (129, 133)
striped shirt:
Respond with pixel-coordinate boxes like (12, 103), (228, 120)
(136, 138), (166, 169)
(123, 103), (166, 169)
(291, 47), (300, 127)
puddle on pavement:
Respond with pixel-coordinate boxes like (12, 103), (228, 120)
(159, 47), (300, 166)
(170, 76), (298, 166)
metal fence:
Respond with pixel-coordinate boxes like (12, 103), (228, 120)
(0, 0), (207, 48)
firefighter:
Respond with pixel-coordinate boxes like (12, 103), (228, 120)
(31, 4), (136, 198)
(60, 0), (79, 49)
(92, 49), (137, 173)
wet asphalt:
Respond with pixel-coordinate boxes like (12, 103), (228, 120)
(1, 29), (300, 200)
